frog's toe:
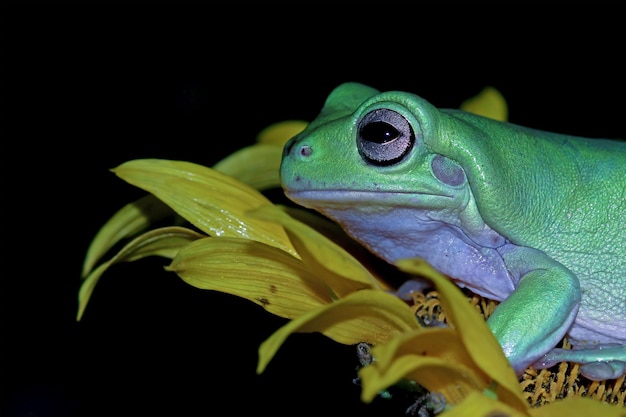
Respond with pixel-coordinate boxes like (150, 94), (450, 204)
(532, 346), (626, 381)
(580, 361), (626, 381)
(394, 278), (432, 301)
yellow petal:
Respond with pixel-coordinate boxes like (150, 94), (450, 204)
(82, 194), (177, 277)
(460, 86), (508, 122)
(112, 159), (298, 257)
(396, 259), (528, 411)
(442, 390), (530, 417)
(212, 144), (283, 191)
(257, 289), (421, 374)
(166, 237), (332, 318)
(250, 204), (385, 297)
(256, 120), (308, 146)
(368, 327), (482, 375)
(360, 355), (484, 406)
(77, 226), (204, 321)
(529, 396), (624, 417)
(359, 329), (488, 405)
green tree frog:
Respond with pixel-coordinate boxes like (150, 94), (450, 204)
(280, 82), (626, 381)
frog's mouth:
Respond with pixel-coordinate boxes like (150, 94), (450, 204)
(285, 189), (454, 210)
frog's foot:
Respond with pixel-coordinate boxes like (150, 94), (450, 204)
(532, 346), (626, 381)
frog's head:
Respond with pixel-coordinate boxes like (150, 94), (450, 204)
(280, 82), (469, 217)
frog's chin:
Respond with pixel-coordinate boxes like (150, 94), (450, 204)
(285, 189), (454, 210)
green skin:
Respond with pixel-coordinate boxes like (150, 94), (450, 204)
(280, 82), (626, 381)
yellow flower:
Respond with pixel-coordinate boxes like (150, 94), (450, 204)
(356, 260), (624, 415)
(78, 87), (623, 415)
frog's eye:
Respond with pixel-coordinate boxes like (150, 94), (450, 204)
(357, 108), (415, 166)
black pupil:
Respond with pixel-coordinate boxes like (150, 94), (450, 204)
(361, 121), (399, 144)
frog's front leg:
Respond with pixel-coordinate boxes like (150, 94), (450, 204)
(489, 246), (581, 376)
(533, 346), (626, 381)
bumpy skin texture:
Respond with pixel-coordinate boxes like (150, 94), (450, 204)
(280, 82), (626, 381)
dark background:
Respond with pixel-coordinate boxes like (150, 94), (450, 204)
(2, 3), (624, 417)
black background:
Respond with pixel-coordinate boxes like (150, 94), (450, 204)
(2, 3), (624, 417)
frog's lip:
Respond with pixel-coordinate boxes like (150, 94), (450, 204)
(285, 189), (453, 205)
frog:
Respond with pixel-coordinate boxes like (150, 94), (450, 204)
(279, 82), (626, 381)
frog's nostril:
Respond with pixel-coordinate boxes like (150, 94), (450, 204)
(299, 145), (313, 157)
(284, 138), (313, 159)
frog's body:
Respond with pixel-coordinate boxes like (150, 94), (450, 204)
(280, 82), (626, 381)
